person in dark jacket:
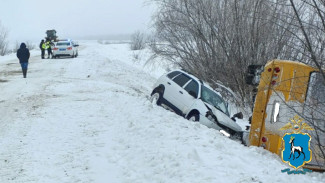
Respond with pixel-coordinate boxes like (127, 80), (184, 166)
(16, 43), (30, 78)
(39, 39), (45, 59)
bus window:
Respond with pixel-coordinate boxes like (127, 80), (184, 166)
(304, 72), (325, 122)
(272, 102), (280, 123)
(304, 72), (325, 168)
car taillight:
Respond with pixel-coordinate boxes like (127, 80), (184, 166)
(262, 136), (268, 143)
(67, 47), (72, 50)
(53, 47), (58, 50)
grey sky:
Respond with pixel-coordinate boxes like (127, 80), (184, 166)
(0, 0), (154, 42)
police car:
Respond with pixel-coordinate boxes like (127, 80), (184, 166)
(53, 39), (79, 58)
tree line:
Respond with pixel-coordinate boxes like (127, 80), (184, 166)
(0, 21), (9, 56)
(0, 21), (36, 56)
(150, 0), (325, 109)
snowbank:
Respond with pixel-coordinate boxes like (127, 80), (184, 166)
(0, 41), (323, 183)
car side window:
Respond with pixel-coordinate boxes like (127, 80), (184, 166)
(184, 80), (199, 98)
(167, 71), (181, 79)
(173, 73), (191, 87)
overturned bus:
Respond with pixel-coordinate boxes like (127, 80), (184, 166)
(246, 60), (325, 171)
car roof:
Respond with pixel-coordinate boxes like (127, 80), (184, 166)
(169, 69), (221, 95)
(171, 69), (198, 81)
(170, 69), (205, 84)
(57, 39), (72, 42)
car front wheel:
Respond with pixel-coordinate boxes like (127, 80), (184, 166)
(150, 92), (162, 105)
(187, 113), (199, 122)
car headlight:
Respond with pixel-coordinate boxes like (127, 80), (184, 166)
(205, 110), (240, 140)
(219, 130), (231, 137)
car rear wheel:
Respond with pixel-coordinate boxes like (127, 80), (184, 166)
(150, 92), (162, 105)
(187, 113), (199, 122)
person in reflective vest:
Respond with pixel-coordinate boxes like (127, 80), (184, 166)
(39, 39), (45, 59)
(45, 40), (54, 59)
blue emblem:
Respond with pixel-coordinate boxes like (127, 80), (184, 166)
(282, 133), (312, 169)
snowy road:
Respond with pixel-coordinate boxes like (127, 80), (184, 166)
(0, 41), (324, 183)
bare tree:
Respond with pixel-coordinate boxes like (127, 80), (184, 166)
(14, 41), (20, 52)
(130, 31), (146, 50)
(287, 0), (325, 79)
(25, 41), (35, 50)
(151, 0), (299, 112)
(14, 41), (35, 52)
(0, 21), (9, 56)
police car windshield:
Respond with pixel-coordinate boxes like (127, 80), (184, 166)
(201, 85), (229, 116)
(56, 42), (70, 46)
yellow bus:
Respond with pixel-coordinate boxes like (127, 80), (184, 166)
(246, 60), (325, 171)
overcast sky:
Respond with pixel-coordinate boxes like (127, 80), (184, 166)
(0, 0), (155, 42)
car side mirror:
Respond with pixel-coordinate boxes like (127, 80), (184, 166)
(188, 91), (197, 98)
(245, 65), (264, 86)
(245, 125), (250, 131)
(231, 112), (243, 121)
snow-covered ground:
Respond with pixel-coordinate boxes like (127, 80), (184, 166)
(0, 41), (324, 183)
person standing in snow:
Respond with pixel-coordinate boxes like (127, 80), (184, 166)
(16, 43), (30, 78)
(46, 39), (54, 59)
(39, 39), (45, 59)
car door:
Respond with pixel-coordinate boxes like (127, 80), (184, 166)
(180, 79), (199, 114)
(170, 73), (192, 113)
(162, 71), (182, 105)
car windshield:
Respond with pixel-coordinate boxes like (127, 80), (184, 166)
(201, 85), (229, 116)
(56, 42), (70, 46)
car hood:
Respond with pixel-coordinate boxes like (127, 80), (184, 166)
(204, 102), (242, 132)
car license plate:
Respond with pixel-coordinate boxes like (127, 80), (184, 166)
(59, 48), (66, 51)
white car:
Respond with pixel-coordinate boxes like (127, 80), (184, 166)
(150, 70), (243, 140)
(53, 39), (79, 58)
